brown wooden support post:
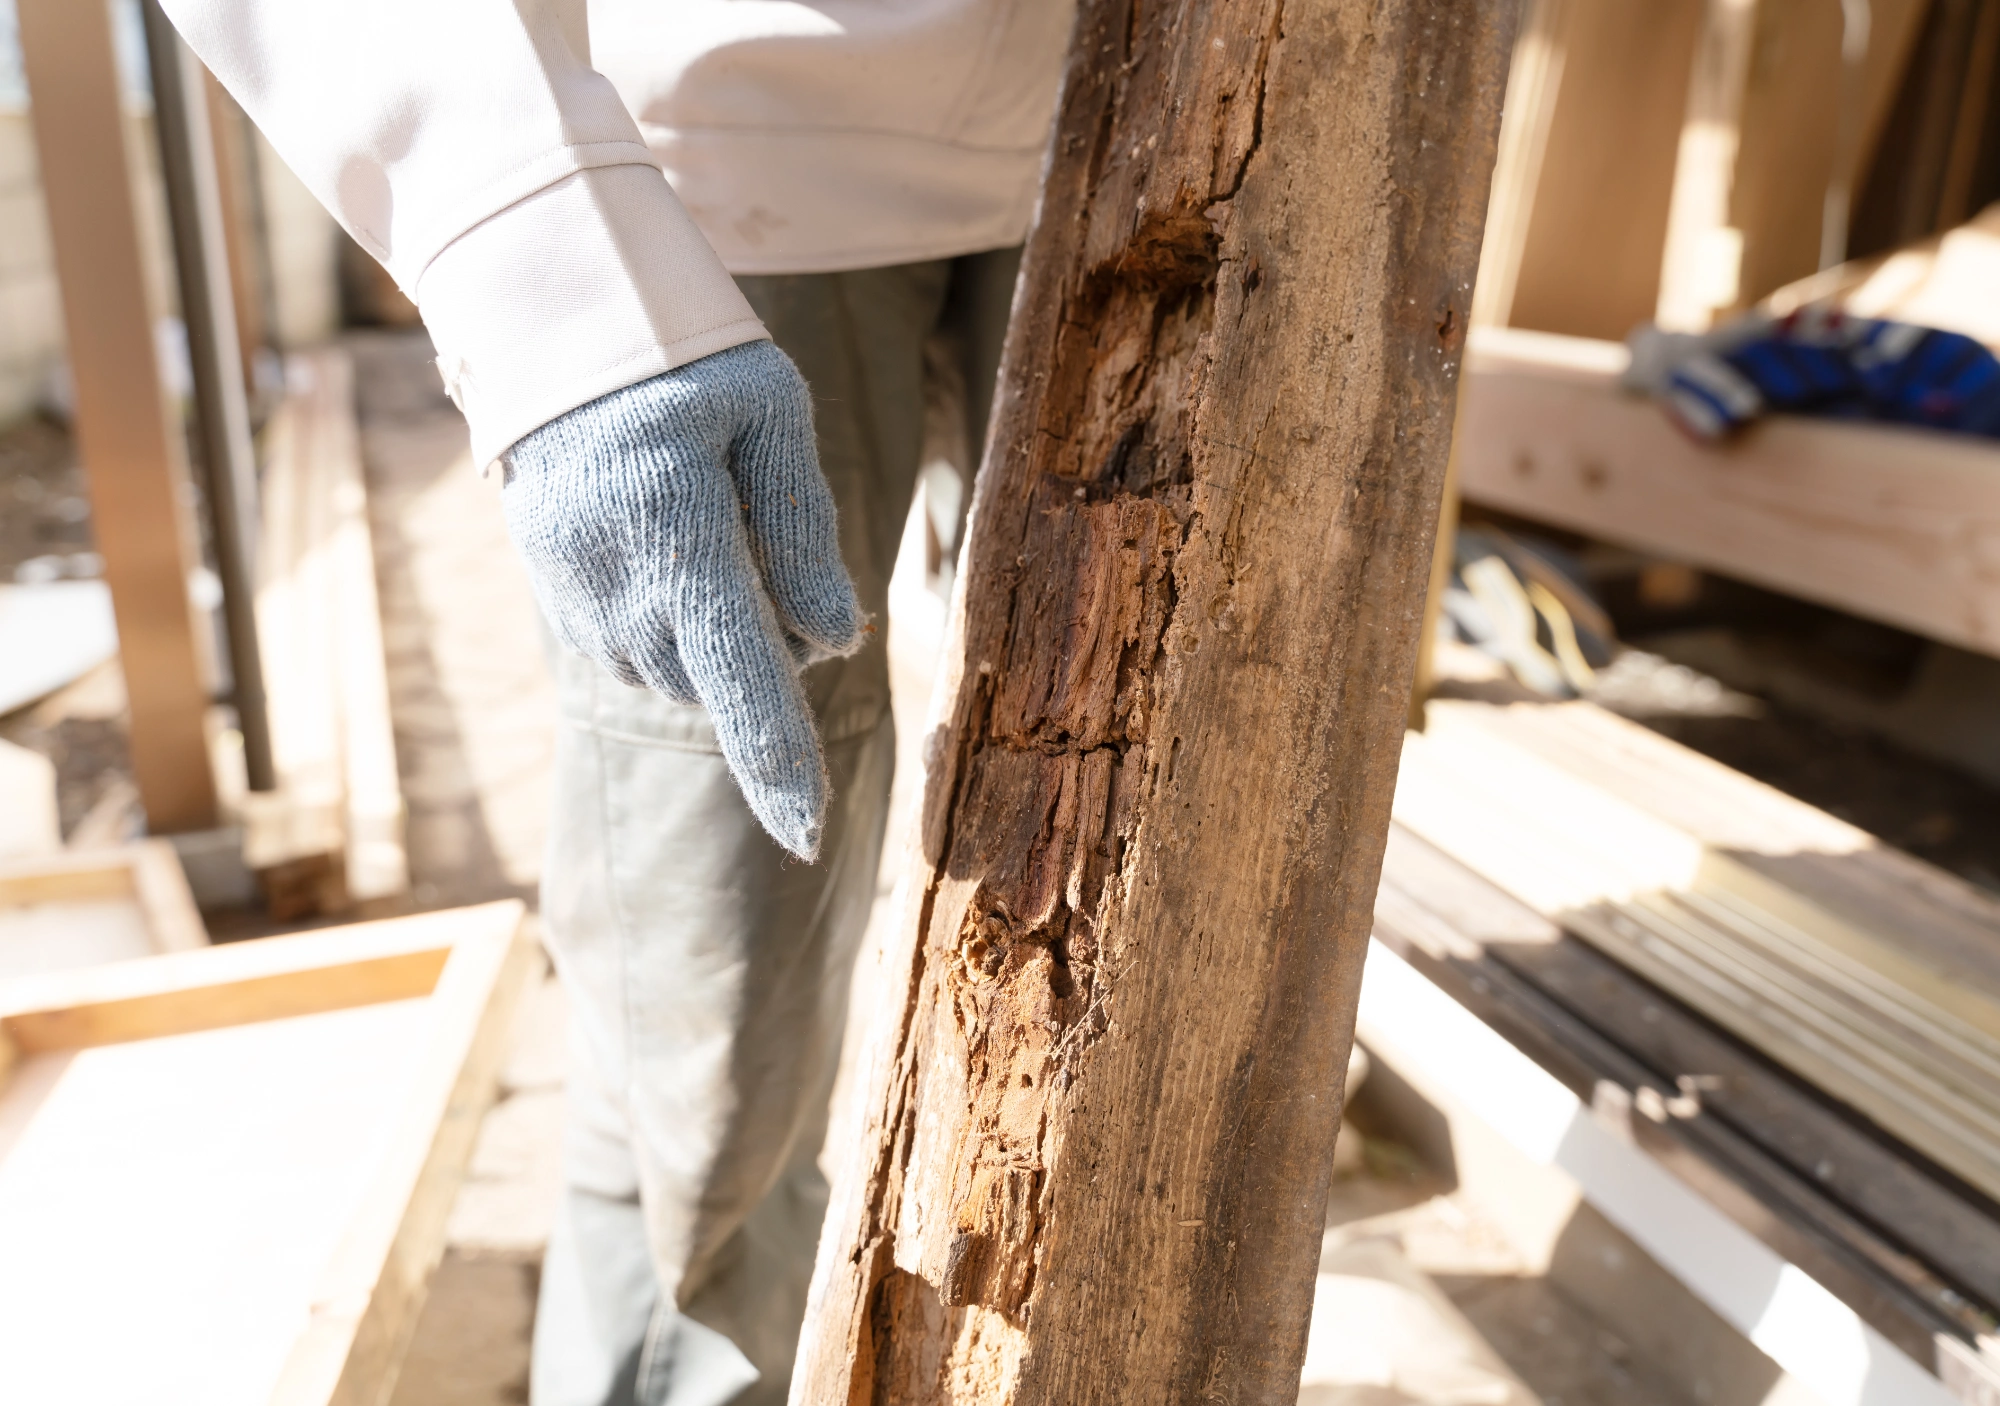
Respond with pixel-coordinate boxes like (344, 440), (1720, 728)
(17, 0), (220, 832)
(794, 0), (1515, 1399)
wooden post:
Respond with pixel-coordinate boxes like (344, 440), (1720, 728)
(1655, 0), (1759, 330)
(794, 0), (1514, 1399)
(17, 0), (220, 832)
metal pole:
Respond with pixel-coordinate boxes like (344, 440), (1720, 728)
(140, 0), (276, 792)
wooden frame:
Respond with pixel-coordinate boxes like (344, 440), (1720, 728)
(0, 840), (208, 981)
(0, 901), (531, 1406)
(1457, 326), (2000, 658)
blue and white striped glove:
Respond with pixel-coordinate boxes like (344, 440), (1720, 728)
(500, 340), (864, 859)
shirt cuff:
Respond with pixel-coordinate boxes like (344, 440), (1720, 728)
(415, 162), (768, 466)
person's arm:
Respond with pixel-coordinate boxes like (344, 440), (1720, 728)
(161, 0), (764, 465)
(164, 0), (862, 857)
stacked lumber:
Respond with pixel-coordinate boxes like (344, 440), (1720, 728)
(0, 902), (532, 1404)
(246, 348), (407, 918)
(1396, 695), (2000, 1207)
(1368, 828), (2000, 1393)
(1456, 325), (2000, 658)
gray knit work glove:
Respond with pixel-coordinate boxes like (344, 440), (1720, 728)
(499, 340), (864, 859)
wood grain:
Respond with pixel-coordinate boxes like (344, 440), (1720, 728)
(1505, 0), (1705, 340)
(0, 903), (516, 1054)
(16, 0), (219, 832)
(1372, 823), (2000, 1364)
(1457, 327), (2000, 659)
(794, 0), (1515, 1399)
(1395, 700), (2000, 1206)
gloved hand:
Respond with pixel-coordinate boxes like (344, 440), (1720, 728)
(499, 340), (864, 859)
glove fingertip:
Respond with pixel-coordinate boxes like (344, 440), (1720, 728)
(741, 748), (828, 861)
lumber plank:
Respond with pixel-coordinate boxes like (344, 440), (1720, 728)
(1655, 0), (1761, 331)
(1457, 326), (2000, 658)
(248, 348), (409, 914)
(1469, 0), (1570, 330)
(321, 349), (409, 905)
(1505, 0), (1706, 340)
(272, 907), (533, 1406)
(0, 901), (528, 1406)
(1396, 703), (2000, 1205)
(1429, 697), (2000, 1005)
(1372, 824), (2000, 1365)
(793, 0), (1516, 1398)
(1729, 0), (1930, 304)
(246, 354), (347, 909)
(15, 0), (219, 831)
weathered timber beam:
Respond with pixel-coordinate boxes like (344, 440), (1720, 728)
(794, 0), (1515, 1400)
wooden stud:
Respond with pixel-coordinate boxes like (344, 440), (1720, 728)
(1728, 0), (1931, 303)
(1505, 0), (1707, 340)
(1469, 0), (1571, 331)
(15, 0), (220, 833)
(1656, 0), (1761, 330)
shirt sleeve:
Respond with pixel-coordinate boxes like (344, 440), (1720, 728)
(160, 0), (767, 464)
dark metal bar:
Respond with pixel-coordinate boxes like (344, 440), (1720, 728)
(140, 0), (275, 792)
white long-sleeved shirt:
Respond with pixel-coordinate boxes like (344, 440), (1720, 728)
(163, 0), (1071, 464)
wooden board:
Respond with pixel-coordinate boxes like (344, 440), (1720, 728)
(16, 0), (219, 832)
(0, 901), (530, 1406)
(1457, 325), (2000, 658)
(1373, 823), (2000, 1368)
(0, 841), (206, 984)
(247, 348), (408, 915)
(1396, 696), (2000, 1206)
(1505, 0), (1706, 340)
(1728, 0), (1930, 307)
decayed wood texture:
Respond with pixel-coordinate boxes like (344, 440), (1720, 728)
(16, 0), (220, 833)
(794, 0), (1514, 1400)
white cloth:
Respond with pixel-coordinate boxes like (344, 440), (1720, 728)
(163, 0), (1069, 464)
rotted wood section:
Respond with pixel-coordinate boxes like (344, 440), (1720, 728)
(794, 1), (1515, 1401)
